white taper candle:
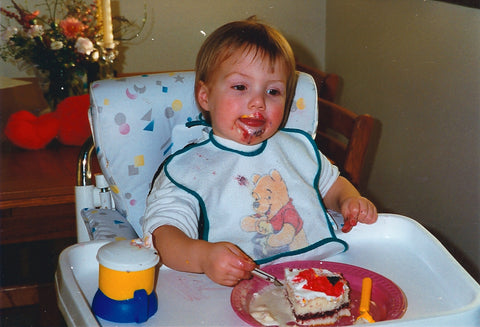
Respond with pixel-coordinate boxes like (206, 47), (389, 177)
(102, 0), (114, 48)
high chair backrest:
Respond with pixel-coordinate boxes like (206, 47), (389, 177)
(88, 71), (318, 236)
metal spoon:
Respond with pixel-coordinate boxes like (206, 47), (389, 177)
(251, 268), (283, 287)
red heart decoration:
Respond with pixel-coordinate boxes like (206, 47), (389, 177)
(56, 94), (91, 146)
(4, 110), (60, 150)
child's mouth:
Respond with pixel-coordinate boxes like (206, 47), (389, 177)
(239, 113), (266, 127)
(236, 113), (267, 144)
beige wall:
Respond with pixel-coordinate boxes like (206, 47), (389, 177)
(2, 0), (478, 281)
(326, 0), (480, 281)
(0, 0), (326, 76)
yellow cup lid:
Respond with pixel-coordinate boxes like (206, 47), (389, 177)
(96, 240), (159, 271)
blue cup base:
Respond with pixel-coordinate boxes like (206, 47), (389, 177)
(92, 288), (158, 323)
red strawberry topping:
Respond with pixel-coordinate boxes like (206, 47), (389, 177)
(292, 268), (345, 297)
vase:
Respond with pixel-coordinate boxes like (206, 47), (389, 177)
(35, 63), (100, 111)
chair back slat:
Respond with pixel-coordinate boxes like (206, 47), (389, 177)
(313, 97), (375, 189)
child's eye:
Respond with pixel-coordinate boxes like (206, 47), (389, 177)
(267, 89), (281, 96)
(232, 84), (246, 91)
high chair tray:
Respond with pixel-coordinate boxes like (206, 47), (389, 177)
(55, 214), (480, 326)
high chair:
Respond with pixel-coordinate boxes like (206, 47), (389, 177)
(56, 70), (480, 326)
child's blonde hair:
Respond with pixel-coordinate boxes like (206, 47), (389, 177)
(195, 17), (298, 126)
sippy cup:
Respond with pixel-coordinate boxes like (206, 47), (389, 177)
(92, 239), (159, 323)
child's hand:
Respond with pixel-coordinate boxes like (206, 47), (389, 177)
(201, 242), (256, 286)
(340, 196), (377, 233)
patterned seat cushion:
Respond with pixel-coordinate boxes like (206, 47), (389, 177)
(81, 208), (137, 240)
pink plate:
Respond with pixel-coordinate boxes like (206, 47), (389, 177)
(231, 261), (407, 326)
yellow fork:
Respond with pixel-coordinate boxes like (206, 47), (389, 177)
(356, 277), (375, 324)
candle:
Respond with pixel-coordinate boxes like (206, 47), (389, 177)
(102, 0), (114, 48)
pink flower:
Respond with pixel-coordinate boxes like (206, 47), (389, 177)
(75, 37), (94, 55)
(59, 17), (85, 39)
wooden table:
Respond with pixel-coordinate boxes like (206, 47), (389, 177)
(0, 140), (96, 325)
(0, 141), (79, 245)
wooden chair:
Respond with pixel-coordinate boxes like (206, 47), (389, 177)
(315, 97), (376, 190)
(296, 63), (377, 190)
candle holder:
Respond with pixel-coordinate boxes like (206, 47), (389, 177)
(98, 41), (120, 79)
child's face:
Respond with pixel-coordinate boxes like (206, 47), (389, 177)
(197, 49), (287, 145)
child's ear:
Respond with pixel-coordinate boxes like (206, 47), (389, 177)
(196, 81), (210, 111)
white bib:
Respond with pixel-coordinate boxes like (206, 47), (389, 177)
(164, 129), (347, 264)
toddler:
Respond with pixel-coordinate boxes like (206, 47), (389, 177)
(143, 18), (377, 286)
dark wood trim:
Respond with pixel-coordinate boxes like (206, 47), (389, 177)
(435, 0), (480, 8)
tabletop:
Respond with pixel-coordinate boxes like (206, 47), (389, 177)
(0, 141), (79, 209)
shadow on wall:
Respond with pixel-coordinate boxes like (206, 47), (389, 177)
(288, 38), (323, 72)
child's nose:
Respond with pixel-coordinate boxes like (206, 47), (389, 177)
(248, 93), (266, 110)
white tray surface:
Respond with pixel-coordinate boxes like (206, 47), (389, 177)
(56, 214), (480, 326)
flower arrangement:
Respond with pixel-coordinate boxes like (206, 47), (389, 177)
(0, 0), (145, 110)
(0, 0), (104, 109)
(1, 0), (101, 64)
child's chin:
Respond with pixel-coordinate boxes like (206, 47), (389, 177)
(235, 124), (272, 145)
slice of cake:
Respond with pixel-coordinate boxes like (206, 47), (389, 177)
(284, 268), (351, 325)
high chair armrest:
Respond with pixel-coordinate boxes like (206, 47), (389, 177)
(77, 136), (95, 187)
(75, 137), (96, 242)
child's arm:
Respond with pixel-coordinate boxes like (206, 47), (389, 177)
(323, 176), (378, 232)
(152, 225), (256, 286)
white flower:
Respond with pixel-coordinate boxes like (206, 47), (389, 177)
(1, 26), (18, 41)
(75, 37), (94, 55)
(27, 25), (44, 38)
(91, 49), (99, 61)
(50, 40), (64, 50)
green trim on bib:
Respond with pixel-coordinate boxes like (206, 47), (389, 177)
(163, 129), (348, 263)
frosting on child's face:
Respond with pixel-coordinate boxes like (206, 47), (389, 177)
(197, 49), (287, 145)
